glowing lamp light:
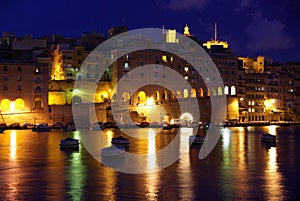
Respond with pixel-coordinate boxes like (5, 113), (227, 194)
(10, 101), (15, 112)
(146, 97), (154, 106)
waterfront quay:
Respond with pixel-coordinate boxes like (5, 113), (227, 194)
(0, 125), (300, 200)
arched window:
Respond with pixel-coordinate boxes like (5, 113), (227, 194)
(162, 90), (168, 100)
(217, 87), (223, 96)
(72, 96), (82, 104)
(15, 98), (25, 110)
(183, 89), (189, 98)
(154, 91), (160, 101)
(211, 88), (217, 96)
(198, 88), (203, 97)
(191, 88), (196, 98)
(34, 98), (43, 109)
(176, 89), (182, 99)
(224, 86), (229, 95)
(0, 99), (10, 111)
(207, 89), (210, 97)
(122, 92), (131, 102)
(231, 86), (236, 95)
(137, 91), (146, 103)
(35, 86), (41, 93)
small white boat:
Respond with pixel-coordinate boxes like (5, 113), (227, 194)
(111, 136), (130, 146)
(260, 133), (276, 142)
(59, 137), (80, 148)
(101, 145), (125, 157)
(32, 123), (52, 132)
(189, 135), (206, 144)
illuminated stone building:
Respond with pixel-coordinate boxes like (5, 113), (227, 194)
(0, 62), (49, 124)
(51, 45), (90, 80)
(109, 25), (238, 123)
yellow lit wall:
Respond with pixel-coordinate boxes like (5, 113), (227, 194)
(51, 49), (64, 80)
(227, 97), (239, 120)
(48, 92), (66, 105)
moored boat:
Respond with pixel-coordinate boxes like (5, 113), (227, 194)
(189, 135), (206, 144)
(260, 133), (276, 142)
(59, 137), (80, 148)
(101, 145), (125, 157)
(32, 123), (52, 132)
(137, 121), (150, 128)
(0, 127), (5, 133)
(111, 136), (130, 146)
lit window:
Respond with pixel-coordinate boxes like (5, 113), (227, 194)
(252, 108), (255, 112)
(162, 55), (167, 62)
(18, 85), (22, 91)
(184, 67), (189, 72)
(185, 76), (188, 80)
(17, 76), (21, 81)
(248, 101), (251, 106)
(252, 101), (254, 105)
(224, 86), (229, 95)
(124, 62), (129, 68)
(170, 56), (173, 62)
(230, 86), (236, 95)
(248, 108), (251, 112)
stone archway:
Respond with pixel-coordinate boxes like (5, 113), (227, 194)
(180, 112), (194, 126)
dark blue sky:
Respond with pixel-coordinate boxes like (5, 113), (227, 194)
(1, 0), (299, 62)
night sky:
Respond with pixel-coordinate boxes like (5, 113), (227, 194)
(1, 0), (299, 62)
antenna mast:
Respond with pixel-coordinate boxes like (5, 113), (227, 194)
(214, 22), (217, 41)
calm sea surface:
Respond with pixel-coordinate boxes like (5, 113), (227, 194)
(0, 125), (300, 201)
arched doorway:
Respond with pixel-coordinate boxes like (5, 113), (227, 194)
(72, 96), (82, 104)
(122, 91), (131, 102)
(15, 98), (25, 110)
(137, 91), (146, 104)
(0, 99), (10, 111)
(180, 112), (194, 126)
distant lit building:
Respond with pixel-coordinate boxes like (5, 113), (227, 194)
(0, 62), (49, 123)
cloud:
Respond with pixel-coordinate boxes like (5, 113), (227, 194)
(167, 0), (209, 11)
(246, 12), (293, 51)
(234, 0), (253, 12)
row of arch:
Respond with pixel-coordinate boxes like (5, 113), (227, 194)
(120, 86), (237, 102)
(0, 98), (44, 112)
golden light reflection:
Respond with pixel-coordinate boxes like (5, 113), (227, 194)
(178, 128), (194, 201)
(222, 128), (231, 149)
(10, 130), (17, 160)
(267, 125), (278, 135)
(146, 128), (158, 172)
(264, 146), (286, 200)
(105, 130), (114, 146)
(145, 130), (160, 201)
(69, 151), (85, 201)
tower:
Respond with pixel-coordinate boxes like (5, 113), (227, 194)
(184, 24), (191, 36)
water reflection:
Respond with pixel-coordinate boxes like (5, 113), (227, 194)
(177, 128), (194, 201)
(0, 126), (298, 200)
(10, 130), (17, 160)
(68, 131), (86, 201)
(264, 144), (286, 200)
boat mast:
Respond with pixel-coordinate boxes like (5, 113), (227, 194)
(0, 110), (5, 124)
